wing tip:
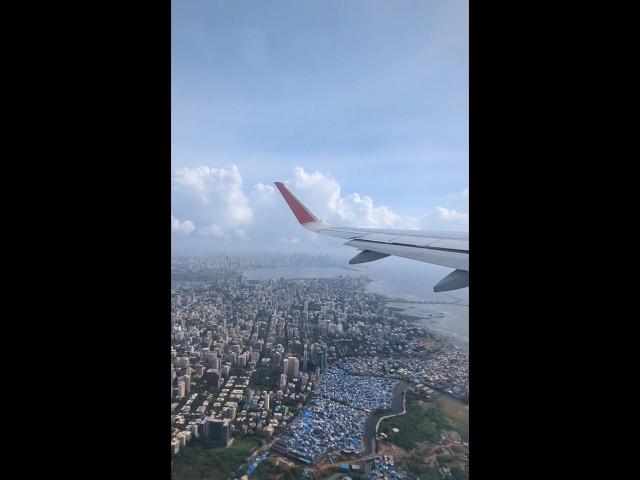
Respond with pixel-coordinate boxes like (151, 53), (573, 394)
(274, 181), (318, 224)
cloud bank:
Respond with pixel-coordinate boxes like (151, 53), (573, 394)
(171, 165), (468, 251)
(171, 165), (252, 239)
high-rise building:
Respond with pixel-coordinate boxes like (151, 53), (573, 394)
(179, 375), (191, 395)
(177, 379), (186, 399)
(204, 352), (220, 370)
(206, 418), (231, 447)
(280, 374), (288, 391)
(264, 391), (270, 411)
(205, 369), (221, 389)
(303, 344), (308, 372)
(237, 354), (247, 368)
(321, 345), (327, 372)
(212, 356), (221, 370)
(223, 352), (237, 366)
(287, 356), (299, 377)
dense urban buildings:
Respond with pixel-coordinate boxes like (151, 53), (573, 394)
(171, 255), (469, 479)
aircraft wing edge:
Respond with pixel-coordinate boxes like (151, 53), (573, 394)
(274, 181), (469, 291)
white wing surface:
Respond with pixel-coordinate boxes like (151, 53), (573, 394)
(275, 182), (469, 292)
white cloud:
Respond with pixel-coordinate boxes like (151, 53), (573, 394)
(171, 165), (252, 239)
(434, 206), (468, 222)
(289, 167), (414, 229)
(171, 215), (195, 235)
(336, 193), (413, 228)
(171, 164), (468, 248)
(290, 167), (342, 220)
(251, 182), (276, 200)
(419, 206), (469, 231)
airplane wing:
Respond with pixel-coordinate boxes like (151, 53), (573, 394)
(274, 182), (469, 292)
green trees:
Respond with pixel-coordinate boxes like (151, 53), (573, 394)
(252, 460), (301, 480)
(379, 391), (446, 449)
(171, 438), (261, 480)
(249, 364), (281, 391)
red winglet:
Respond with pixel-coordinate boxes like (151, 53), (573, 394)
(274, 182), (318, 224)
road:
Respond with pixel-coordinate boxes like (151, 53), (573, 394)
(362, 380), (413, 455)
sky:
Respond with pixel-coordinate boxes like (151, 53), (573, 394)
(172, 0), (468, 256)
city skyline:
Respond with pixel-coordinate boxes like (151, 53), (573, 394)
(171, 256), (468, 478)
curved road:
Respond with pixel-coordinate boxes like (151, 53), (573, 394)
(363, 380), (413, 455)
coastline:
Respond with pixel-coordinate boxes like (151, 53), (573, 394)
(384, 299), (469, 352)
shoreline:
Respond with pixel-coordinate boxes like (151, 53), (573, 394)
(385, 300), (469, 352)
